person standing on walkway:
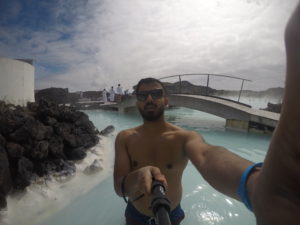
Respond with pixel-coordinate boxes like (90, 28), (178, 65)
(102, 88), (107, 103)
(117, 84), (124, 95)
(116, 84), (124, 103)
(109, 86), (115, 102)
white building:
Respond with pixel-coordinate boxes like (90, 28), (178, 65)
(0, 58), (35, 106)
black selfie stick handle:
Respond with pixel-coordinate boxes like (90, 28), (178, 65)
(151, 180), (171, 225)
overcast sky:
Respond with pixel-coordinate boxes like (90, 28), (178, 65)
(0, 0), (298, 91)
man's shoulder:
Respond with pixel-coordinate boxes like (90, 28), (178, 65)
(167, 125), (205, 148)
(167, 123), (201, 138)
(117, 126), (140, 139)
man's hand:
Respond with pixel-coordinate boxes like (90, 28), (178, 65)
(127, 166), (167, 197)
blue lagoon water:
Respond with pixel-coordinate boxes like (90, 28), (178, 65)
(37, 107), (270, 225)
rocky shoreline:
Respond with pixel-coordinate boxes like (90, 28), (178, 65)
(0, 99), (111, 209)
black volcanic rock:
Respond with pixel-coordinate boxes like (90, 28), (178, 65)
(15, 157), (34, 189)
(0, 145), (12, 208)
(6, 142), (24, 158)
(100, 125), (115, 136)
(0, 134), (6, 147)
(48, 136), (65, 159)
(31, 140), (49, 160)
(65, 147), (87, 160)
(0, 99), (100, 209)
(35, 159), (76, 177)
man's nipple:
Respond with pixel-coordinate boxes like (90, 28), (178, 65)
(132, 161), (138, 168)
(166, 163), (173, 169)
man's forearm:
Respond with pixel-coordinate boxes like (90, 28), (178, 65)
(196, 146), (256, 200)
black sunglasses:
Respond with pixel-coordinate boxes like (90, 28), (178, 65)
(136, 89), (164, 101)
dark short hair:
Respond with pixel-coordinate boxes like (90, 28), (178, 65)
(135, 77), (167, 95)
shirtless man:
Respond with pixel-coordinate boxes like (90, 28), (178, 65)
(114, 3), (300, 225)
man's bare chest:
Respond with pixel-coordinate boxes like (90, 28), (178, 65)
(126, 135), (187, 171)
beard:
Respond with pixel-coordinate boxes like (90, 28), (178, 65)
(138, 103), (165, 122)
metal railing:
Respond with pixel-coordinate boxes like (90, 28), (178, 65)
(159, 73), (251, 103)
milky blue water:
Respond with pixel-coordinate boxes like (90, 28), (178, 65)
(38, 107), (271, 225)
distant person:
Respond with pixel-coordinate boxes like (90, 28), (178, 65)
(102, 88), (107, 103)
(117, 84), (124, 95)
(116, 84), (124, 103)
(114, 3), (300, 225)
(123, 89), (129, 100)
(109, 86), (115, 102)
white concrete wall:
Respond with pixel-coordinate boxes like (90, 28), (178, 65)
(0, 58), (35, 106)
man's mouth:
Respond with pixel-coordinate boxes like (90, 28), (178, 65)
(144, 104), (156, 110)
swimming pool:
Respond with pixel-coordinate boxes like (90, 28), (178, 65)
(6, 107), (270, 225)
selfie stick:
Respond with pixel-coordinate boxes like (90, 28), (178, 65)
(151, 180), (171, 225)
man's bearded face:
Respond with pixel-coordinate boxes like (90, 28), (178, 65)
(136, 83), (167, 122)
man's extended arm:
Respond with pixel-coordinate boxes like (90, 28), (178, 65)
(184, 131), (259, 201)
(252, 3), (300, 225)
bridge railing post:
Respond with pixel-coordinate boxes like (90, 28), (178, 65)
(206, 74), (210, 96)
(238, 80), (245, 103)
(179, 75), (182, 94)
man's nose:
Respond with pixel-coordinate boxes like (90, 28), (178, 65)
(145, 93), (154, 102)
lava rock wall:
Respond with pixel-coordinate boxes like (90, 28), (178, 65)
(0, 99), (100, 208)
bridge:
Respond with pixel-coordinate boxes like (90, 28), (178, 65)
(109, 73), (280, 133)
